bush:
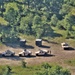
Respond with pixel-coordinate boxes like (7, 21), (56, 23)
(35, 64), (71, 75)
(21, 60), (27, 68)
(3, 66), (12, 75)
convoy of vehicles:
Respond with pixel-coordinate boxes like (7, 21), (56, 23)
(0, 42), (71, 57)
(1, 49), (50, 57)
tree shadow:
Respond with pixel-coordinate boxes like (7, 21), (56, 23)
(3, 42), (20, 48)
(20, 45), (34, 49)
(42, 39), (59, 44)
(36, 54), (55, 57)
(0, 55), (22, 60)
(3, 42), (34, 49)
(44, 31), (62, 38)
(50, 32), (62, 38)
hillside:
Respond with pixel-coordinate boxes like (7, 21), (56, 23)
(0, 0), (75, 41)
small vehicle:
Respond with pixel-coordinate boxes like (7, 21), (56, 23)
(61, 42), (69, 49)
(35, 49), (49, 56)
(19, 49), (32, 57)
(2, 50), (15, 57)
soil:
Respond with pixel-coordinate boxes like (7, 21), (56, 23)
(0, 40), (75, 75)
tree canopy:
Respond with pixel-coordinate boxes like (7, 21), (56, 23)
(0, 0), (75, 42)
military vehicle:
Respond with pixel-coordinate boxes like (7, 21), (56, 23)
(19, 49), (32, 56)
(35, 49), (49, 56)
(61, 42), (69, 49)
(2, 50), (15, 56)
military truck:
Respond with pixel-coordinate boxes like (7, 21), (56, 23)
(19, 49), (32, 56)
(2, 50), (15, 57)
(61, 42), (69, 49)
(35, 49), (49, 56)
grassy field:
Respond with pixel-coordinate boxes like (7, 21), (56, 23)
(0, 63), (71, 75)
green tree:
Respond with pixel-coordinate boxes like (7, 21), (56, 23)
(20, 13), (33, 35)
(50, 14), (58, 26)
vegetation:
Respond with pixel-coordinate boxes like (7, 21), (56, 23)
(3, 66), (12, 75)
(65, 59), (75, 66)
(0, 0), (75, 42)
(21, 60), (27, 68)
(0, 63), (71, 75)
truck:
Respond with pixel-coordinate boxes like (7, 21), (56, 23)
(19, 49), (32, 57)
(35, 49), (49, 56)
(61, 42), (69, 49)
(2, 50), (15, 57)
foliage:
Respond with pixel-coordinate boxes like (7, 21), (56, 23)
(0, 17), (8, 25)
(35, 64), (71, 75)
(21, 60), (27, 68)
(0, 0), (75, 42)
(0, 63), (71, 75)
(3, 66), (12, 75)
(65, 59), (75, 66)
(41, 63), (51, 69)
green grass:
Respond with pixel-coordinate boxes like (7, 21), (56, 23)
(0, 64), (44, 75)
(0, 63), (71, 75)
(65, 59), (75, 66)
(0, 17), (8, 25)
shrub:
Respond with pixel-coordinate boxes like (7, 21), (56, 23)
(21, 60), (27, 68)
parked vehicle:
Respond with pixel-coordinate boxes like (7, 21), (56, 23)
(35, 49), (49, 56)
(61, 42), (69, 49)
(19, 49), (32, 56)
(2, 50), (15, 57)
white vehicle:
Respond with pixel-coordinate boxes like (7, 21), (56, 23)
(35, 49), (49, 56)
(19, 49), (32, 56)
(61, 42), (69, 49)
(2, 50), (15, 57)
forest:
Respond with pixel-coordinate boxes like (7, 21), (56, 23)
(0, 0), (75, 42)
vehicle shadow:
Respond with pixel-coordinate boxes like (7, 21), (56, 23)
(42, 39), (59, 44)
(24, 55), (36, 58)
(39, 45), (50, 48)
(0, 55), (22, 60)
(64, 47), (75, 51)
(36, 54), (55, 57)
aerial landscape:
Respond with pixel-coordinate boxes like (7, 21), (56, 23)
(0, 0), (75, 75)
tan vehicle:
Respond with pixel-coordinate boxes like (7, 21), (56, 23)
(19, 49), (32, 56)
(61, 42), (69, 49)
(35, 49), (49, 56)
(2, 50), (15, 57)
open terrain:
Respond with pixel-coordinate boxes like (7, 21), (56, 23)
(0, 38), (75, 75)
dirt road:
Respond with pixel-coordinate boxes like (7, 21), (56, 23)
(0, 41), (75, 75)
